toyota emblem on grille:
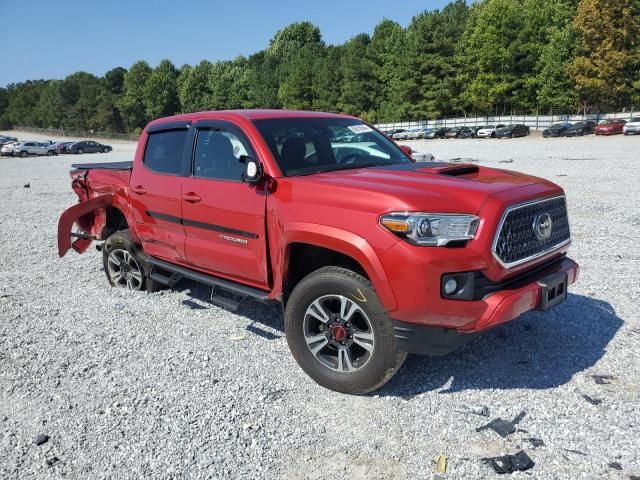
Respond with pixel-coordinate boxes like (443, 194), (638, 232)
(533, 213), (553, 241)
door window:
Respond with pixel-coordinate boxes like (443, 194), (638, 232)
(143, 129), (188, 175)
(193, 129), (252, 181)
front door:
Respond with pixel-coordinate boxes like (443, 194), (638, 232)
(129, 125), (190, 263)
(181, 121), (269, 289)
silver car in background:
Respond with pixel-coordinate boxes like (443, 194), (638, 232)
(403, 128), (431, 140)
(12, 141), (49, 157)
(623, 117), (640, 135)
(476, 124), (506, 138)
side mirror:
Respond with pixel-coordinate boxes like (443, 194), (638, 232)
(240, 156), (263, 183)
(398, 144), (414, 160)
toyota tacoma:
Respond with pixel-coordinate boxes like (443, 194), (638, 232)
(58, 110), (579, 394)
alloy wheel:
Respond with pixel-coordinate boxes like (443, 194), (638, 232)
(303, 294), (375, 373)
(107, 248), (143, 290)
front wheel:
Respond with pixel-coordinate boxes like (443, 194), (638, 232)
(20, 151), (28, 158)
(103, 147), (109, 153)
(102, 230), (158, 292)
(285, 267), (406, 394)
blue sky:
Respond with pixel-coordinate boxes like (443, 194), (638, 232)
(0, 0), (452, 87)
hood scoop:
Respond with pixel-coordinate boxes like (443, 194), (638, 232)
(420, 164), (480, 177)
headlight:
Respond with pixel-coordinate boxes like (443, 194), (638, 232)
(380, 213), (479, 246)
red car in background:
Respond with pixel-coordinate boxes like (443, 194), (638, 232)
(595, 119), (626, 135)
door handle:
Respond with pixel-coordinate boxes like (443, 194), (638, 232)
(182, 192), (201, 204)
(132, 185), (146, 195)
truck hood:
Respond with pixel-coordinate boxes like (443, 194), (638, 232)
(288, 162), (561, 215)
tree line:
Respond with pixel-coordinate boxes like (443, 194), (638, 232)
(1, 0), (638, 133)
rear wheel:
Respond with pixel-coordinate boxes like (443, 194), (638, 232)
(102, 230), (158, 292)
(285, 266), (406, 394)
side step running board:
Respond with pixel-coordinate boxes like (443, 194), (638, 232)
(146, 256), (271, 303)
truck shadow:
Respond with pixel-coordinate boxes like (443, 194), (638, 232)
(177, 284), (622, 394)
(377, 294), (623, 396)
(178, 281), (285, 340)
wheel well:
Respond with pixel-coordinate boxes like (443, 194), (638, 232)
(102, 206), (129, 239)
(284, 243), (368, 299)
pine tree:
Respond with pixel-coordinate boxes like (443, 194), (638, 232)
(569, 0), (640, 110)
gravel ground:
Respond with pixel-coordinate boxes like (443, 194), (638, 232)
(1, 130), (639, 479)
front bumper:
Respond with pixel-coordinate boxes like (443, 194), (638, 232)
(393, 257), (579, 354)
(624, 127), (640, 134)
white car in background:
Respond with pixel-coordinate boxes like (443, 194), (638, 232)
(1, 141), (19, 156)
(623, 117), (640, 135)
(476, 124), (506, 138)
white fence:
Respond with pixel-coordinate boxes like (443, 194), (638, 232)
(375, 109), (639, 132)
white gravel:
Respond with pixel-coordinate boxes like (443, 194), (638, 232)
(1, 131), (639, 479)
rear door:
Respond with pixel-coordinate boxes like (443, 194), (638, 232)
(129, 122), (191, 263)
(181, 120), (269, 288)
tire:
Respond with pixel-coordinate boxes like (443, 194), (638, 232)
(103, 147), (109, 153)
(102, 230), (159, 292)
(77, 148), (84, 154)
(285, 266), (407, 394)
(20, 151), (28, 158)
(47, 151), (54, 156)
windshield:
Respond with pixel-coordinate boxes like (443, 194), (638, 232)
(253, 117), (412, 177)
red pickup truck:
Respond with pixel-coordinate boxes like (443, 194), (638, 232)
(58, 110), (579, 394)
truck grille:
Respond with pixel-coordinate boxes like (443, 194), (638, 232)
(493, 196), (570, 268)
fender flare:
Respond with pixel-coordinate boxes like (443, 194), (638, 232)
(58, 194), (113, 257)
(277, 222), (398, 311)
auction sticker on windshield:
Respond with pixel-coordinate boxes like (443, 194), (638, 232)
(347, 124), (374, 134)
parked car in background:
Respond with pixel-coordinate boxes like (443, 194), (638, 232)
(496, 124), (530, 138)
(476, 125), (506, 138)
(542, 123), (573, 138)
(389, 129), (407, 140)
(45, 143), (59, 155)
(13, 141), (49, 157)
(404, 128), (430, 140)
(565, 121), (596, 137)
(49, 142), (71, 154)
(68, 140), (113, 154)
(623, 117), (640, 135)
(415, 128), (437, 139)
(384, 129), (404, 137)
(595, 119), (626, 136)
(1, 141), (18, 156)
(444, 126), (476, 139)
(0, 135), (18, 142)
(434, 127), (452, 138)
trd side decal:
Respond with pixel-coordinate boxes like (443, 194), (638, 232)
(145, 210), (259, 239)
